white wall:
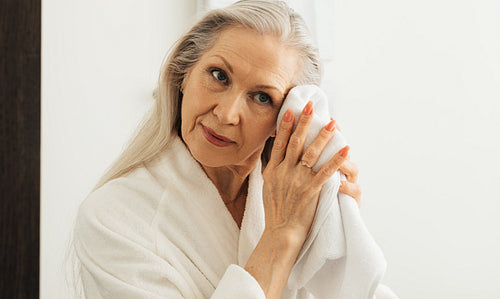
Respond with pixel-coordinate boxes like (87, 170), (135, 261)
(41, 0), (197, 298)
(41, 0), (500, 298)
(322, 0), (500, 298)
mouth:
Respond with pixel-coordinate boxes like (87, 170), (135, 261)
(200, 124), (235, 147)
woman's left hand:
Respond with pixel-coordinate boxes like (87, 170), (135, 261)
(338, 155), (362, 207)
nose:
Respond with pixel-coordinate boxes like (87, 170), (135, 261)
(212, 91), (243, 125)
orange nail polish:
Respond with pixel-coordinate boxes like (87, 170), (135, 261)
(303, 101), (313, 115)
(325, 120), (336, 132)
(330, 117), (341, 131)
(339, 145), (350, 157)
(283, 109), (293, 122)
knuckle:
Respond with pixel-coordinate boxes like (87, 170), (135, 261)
(280, 121), (294, 133)
(302, 148), (318, 161)
(289, 135), (302, 148)
(272, 139), (285, 151)
(276, 123), (292, 136)
(345, 183), (354, 193)
(334, 155), (345, 165)
(320, 164), (337, 177)
(352, 163), (359, 175)
(298, 113), (312, 125)
(291, 180), (302, 191)
(319, 128), (333, 139)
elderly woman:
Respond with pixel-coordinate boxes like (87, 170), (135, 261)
(72, 1), (383, 298)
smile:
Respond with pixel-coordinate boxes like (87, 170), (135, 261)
(200, 124), (235, 147)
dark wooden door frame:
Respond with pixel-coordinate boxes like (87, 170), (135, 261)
(0, 0), (41, 298)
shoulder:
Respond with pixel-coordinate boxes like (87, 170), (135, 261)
(75, 166), (165, 250)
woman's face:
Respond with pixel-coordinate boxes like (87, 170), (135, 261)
(180, 27), (300, 168)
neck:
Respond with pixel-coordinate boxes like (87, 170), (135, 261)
(202, 163), (253, 204)
(201, 150), (261, 204)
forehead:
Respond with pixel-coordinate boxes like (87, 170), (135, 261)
(201, 27), (300, 92)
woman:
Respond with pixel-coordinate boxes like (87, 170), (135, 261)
(72, 1), (371, 298)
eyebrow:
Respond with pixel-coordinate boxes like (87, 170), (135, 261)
(212, 55), (286, 96)
(255, 84), (284, 96)
(214, 55), (233, 74)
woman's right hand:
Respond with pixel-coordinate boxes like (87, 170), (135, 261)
(245, 102), (349, 298)
(262, 101), (350, 250)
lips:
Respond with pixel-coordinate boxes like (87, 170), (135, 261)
(200, 124), (235, 147)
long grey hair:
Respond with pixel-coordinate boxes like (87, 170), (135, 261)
(92, 0), (321, 191)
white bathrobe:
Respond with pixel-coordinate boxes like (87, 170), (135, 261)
(73, 136), (396, 298)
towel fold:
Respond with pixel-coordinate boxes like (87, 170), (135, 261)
(276, 85), (388, 298)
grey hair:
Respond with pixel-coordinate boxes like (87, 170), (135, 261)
(92, 0), (321, 192)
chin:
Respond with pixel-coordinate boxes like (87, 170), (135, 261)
(195, 151), (235, 168)
(186, 139), (232, 168)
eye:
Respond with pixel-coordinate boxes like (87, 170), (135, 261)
(211, 69), (228, 83)
(253, 93), (272, 104)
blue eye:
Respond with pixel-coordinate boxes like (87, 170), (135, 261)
(254, 93), (271, 104)
(211, 69), (228, 83)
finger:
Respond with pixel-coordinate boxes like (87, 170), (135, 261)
(284, 101), (314, 164)
(331, 117), (342, 132)
(339, 180), (361, 207)
(313, 145), (350, 186)
(268, 109), (295, 168)
(339, 159), (359, 183)
(300, 119), (336, 168)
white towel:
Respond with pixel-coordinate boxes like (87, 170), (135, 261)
(276, 85), (388, 298)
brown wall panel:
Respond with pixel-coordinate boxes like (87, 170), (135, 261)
(0, 0), (41, 298)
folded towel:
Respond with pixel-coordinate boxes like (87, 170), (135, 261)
(276, 85), (388, 298)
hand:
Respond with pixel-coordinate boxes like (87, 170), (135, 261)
(339, 155), (362, 207)
(246, 103), (350, 298)
(262, 101), (349, 248)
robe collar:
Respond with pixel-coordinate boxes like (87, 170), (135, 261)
(149, 136), (265, 266)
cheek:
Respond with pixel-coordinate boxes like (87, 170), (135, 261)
(181, 83), (205, 119)
(179, 101), (189, 138)
(263, 117), (277, 133)
(180, 91), (200, 135)
(249, 115), (278, 141)
(183, 78), (215, 112)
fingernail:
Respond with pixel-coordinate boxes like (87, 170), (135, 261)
(339, 145), (350, 157)
(325, 119), (336, 132)
(330, 117), (341, 131)
(283, 109), (293, 122)
(303, 101), (313, 115)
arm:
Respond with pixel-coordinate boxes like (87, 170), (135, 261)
(74, 184), (266, 299)
(73, 195), (187, 299)
(244, 228), (302, 298)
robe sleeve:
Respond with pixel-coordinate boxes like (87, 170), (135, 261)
(211, 265), (266, 298)
(73, 183), (266, 299)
